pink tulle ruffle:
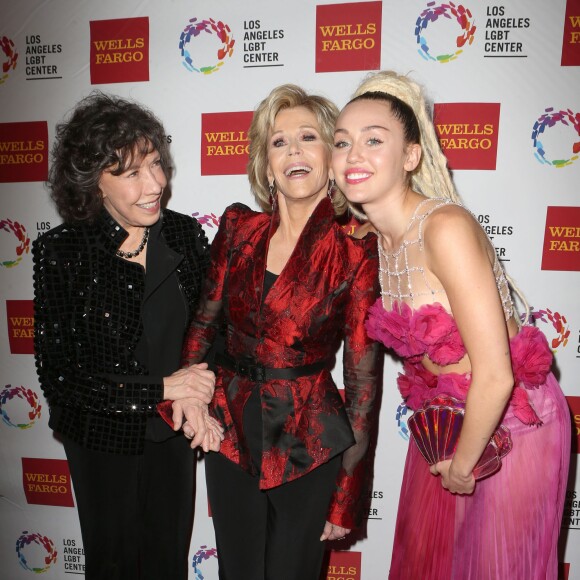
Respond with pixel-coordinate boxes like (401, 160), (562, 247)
(365, 299), (466, 365)
(368, 294), (554, 427)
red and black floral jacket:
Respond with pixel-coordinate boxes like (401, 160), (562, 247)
(183, 197), (380, 528)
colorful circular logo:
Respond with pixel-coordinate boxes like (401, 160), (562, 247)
(0, 385), (42, 429)
(16, 532), (57, 573)
(415, 2), (476, 63)
(0, 36), (18, 84)
(179, 18), (235, 74)
(0, 218), (30, 268)
(528, 309), (570, 352)
(395, 403), (410, 441)
(192, 545), (218, 580)
(192, 212), (221, 228)
(531, 108), (580, 168)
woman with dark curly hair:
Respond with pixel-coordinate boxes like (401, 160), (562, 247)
(32, 92), (222, 580)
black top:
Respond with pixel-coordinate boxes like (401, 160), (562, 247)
(137, 222), (189, 441)
(262, 269), (278, 298)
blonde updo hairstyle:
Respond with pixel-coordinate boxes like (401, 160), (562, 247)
(350, 71), (529, 320)
(350, 70), (460, 204)
(247, 84), (347, 215)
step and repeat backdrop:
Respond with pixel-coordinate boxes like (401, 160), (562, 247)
(1, 0), (579, 578)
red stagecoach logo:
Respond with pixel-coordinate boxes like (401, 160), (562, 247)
(90, 17), (149, 84)
(340, 215), (367, 238)
(434, 103), (500, 170)
(201, 111), (253, 176)
(541, 206), (580, 272)
(561, 0), (580, 66)
(0, 121), (48, 183)
(22, 458), (75, 507)
(6, 299), (34, 354)
(323, 550), (361, 580)
(316, 2), (382, 73)
(567, 396), (580, 455)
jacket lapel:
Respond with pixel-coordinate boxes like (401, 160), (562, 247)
(262, 197), (335, 310)
(143, 218), (183, 302)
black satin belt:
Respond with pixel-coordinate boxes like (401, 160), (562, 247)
(215, 351), (327, 382)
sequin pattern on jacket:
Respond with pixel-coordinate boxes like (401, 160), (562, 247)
(32, 209), (210, 455)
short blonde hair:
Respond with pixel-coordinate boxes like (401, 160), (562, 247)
(247, 84), (347, 215)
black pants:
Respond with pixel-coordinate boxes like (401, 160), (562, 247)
(63, 434), (195, 580)
(205, 389), (341, 580)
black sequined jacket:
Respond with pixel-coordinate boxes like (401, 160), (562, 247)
(32, 208), (209, 454)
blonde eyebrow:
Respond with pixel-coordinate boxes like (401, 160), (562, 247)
(334, 125), (390, 135)
(271, 124), (319, 136)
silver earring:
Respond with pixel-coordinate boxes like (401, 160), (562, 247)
(327, 179), (335, 200)
(269, 181), (276, 209)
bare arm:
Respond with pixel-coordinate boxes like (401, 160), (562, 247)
(424, 206), (514, 493)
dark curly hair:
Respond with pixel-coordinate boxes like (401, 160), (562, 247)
(48, 91), (172, 223)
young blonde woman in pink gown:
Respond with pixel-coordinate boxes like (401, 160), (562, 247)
(331, 70), (570, 579)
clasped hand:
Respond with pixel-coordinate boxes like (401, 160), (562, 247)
(320, 521), (351, 542)
(162, 363), (224, 451)
(175, 399), (224, 452)
(430, 459), (475, 495)
(163, 363), (216, 404)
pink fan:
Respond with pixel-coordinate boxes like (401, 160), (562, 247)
(407, 395), (512, 480)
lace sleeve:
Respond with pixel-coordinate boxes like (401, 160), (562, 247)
(182, 205), (242, 365)
(327, 243), (381, 529)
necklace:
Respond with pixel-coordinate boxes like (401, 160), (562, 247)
(116, 227), (149, 259)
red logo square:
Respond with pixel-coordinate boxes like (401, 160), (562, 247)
(0, 122), (48, 183)
(541, 206), (580, 272)
(316, 2), (382, 73)
(322, 550), (361, 580)
(6, 300), (34, 354)
(201, 112), (253, 176)
(434, 103), (501, 170)
(561, 0), (580, 66)
(559, 562), (570, 580)
(567, 396), (580, 454)
(90, 17), (149, 84)
(22, 458), (75, 507)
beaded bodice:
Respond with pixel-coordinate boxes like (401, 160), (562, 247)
(378, 198), (514, 321)
(366, 198), (552, 429)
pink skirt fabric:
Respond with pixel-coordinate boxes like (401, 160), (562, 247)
(389, 373), (570, 580)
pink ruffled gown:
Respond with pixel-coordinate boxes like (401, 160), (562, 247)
(366, 199), (570, 580)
